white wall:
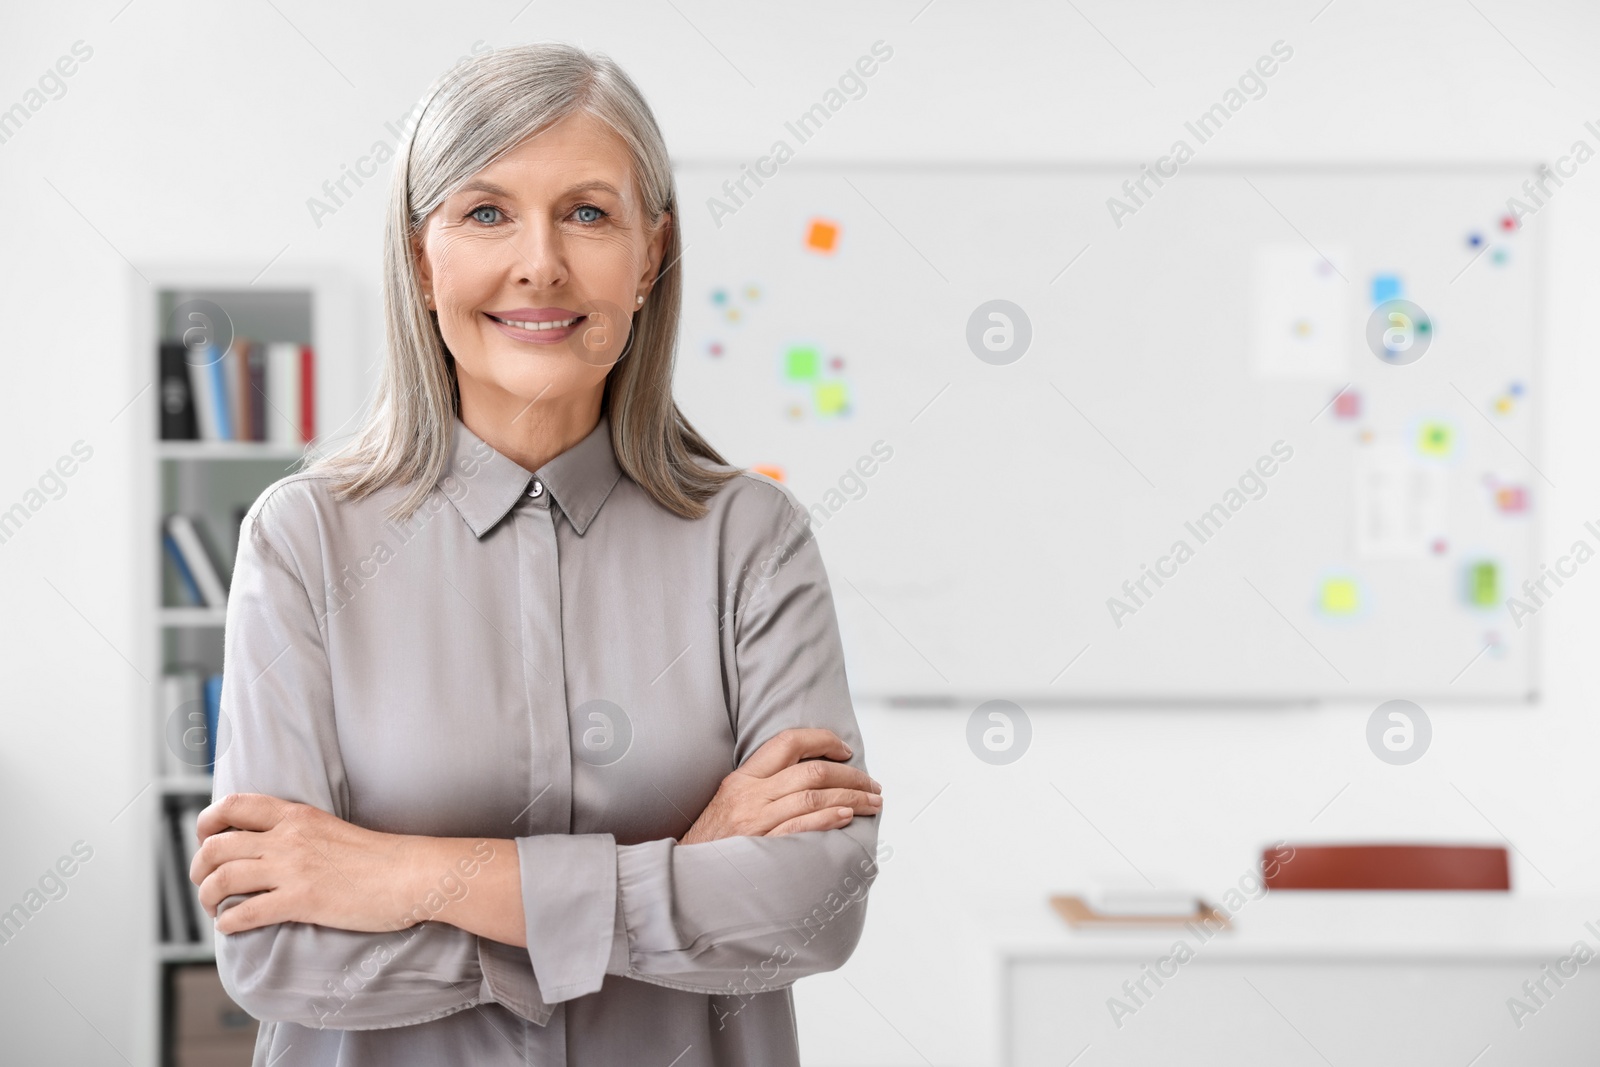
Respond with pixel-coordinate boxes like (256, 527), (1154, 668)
(1, 1), (1596, 1064)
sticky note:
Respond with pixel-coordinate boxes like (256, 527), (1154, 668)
(1495, 486), (1527, 513)
(814, 381), (849, 415)
(785, 346), (819, 381)
(1417, 421), (1454, 458)
(1467, 561), (1499, 606)
(805, 219), (840, 254)
(1371, 274), (1402, 305)
(1319, 577), (1360, 616)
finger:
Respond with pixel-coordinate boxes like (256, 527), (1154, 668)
(189, 828), (263, 886)
(755, 789), (882, 834)
(739, 728), (853, 779)
(766, 807), (854, 837)
(214, 888), (294, 935)
(197, 793), (288, 841)
(197, 857), (277, 918)
(766, 759), (879, 798)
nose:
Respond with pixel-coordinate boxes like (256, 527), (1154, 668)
(507, 216), (568, 292)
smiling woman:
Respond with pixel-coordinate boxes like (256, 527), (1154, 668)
(188, 42), (882, 1067)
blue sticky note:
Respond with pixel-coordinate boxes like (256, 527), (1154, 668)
(1371, 274), (1402, 305)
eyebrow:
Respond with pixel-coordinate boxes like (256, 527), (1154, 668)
(455, 178), (626, 201)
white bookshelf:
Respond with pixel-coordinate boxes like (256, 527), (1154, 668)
(131, 263), (359, 1067)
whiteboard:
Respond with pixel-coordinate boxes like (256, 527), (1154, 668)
(673, 164), (1541, 705)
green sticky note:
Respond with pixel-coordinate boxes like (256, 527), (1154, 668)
(1468, 561), (1498, 606)
(785, 346), (819, 381)
(1418, 421), (1454, 457)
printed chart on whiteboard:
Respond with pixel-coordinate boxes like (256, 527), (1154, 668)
(673, 164), (1540, 704)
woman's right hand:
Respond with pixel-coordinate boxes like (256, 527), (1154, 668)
(680, 728), (882, 844)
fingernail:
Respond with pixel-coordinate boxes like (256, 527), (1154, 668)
(843, 746), (854, 758)
(867, 795), (882, 807)
(869, 778), (881, 791)
(836, 807), (853, 818)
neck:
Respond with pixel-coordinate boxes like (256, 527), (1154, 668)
(458, 380), (604, 474)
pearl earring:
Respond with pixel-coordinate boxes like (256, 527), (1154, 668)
(636, 295), (645, 305)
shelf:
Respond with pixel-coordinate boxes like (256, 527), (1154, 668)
(140, 266), (356, 1066)
(160, 776), (215, 796)
(159, 606), (227, 627)
(159, 942), (216, 964)
(157, 440), (309, 461)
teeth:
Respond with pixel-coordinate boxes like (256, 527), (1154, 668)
(491, 314), (579, 331)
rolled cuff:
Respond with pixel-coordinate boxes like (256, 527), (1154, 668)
(606, 884), (630, 975)
(477, 937), (554, 1026)
(515, 833), (619, 1004)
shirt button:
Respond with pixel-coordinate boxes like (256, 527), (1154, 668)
(527, 478), (544, 498)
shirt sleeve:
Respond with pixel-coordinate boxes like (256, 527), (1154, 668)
(212, 484), (531, 1030)
(510, 477), (882, 1005)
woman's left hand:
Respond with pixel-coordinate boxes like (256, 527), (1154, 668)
(189, 792), (422, 936)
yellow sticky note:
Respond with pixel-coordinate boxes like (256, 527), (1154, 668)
(1319, 577), (1360, 616)
(814, 381), (849, 415)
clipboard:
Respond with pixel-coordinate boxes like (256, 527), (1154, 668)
(1049, 894), (1233, 930)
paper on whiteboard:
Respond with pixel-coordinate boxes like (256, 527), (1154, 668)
(1355, 444), (1447, 557)
(1252, 244), (1350, 380)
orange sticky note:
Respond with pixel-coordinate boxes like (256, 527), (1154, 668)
(805, 218), (840, 254)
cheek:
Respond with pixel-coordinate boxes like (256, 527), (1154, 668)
(569, 233), (642, 289)
(429, 236), (506, 299)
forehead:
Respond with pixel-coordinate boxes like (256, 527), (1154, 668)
(468, 111), (637, 199)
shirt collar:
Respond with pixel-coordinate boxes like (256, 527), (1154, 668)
(439, 413), (624, 538)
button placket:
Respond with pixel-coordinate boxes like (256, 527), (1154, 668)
(513, 491), (570, 837)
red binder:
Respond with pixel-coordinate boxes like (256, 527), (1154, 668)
(299, 344), (315, 442)
(1262, 844), (1510, 891)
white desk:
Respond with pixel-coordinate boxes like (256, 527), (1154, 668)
(989, 893), (1600, 1066)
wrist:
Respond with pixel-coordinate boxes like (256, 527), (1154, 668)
(390, 833), (448, 929)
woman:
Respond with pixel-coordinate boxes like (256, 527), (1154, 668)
(188, 42), (884, 1067)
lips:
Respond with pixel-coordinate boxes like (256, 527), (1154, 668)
(484, 312), (586, 331)
(482, 311), (588, 346)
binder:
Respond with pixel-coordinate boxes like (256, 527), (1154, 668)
(159, 805), (196, 943)
(158, 342), (198, 440)
(164, 515), (228, 608)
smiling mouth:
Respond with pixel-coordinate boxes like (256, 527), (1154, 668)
(485, 313), (586, 331)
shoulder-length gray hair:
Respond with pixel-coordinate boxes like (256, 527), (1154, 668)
(312, 42), (737, 523)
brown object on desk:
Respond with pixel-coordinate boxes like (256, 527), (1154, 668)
(171, 963), (258, 1066)
(1260, 844), (1511, 891)
(1049, 895), (1233, 930)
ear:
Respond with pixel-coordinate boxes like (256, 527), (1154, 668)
(639, 209), (671, 294)
(412, 231), (433, 296)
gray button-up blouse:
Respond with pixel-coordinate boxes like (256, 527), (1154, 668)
(211, 411), (882, 1066)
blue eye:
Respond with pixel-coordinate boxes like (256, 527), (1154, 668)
(574, 204), (608, 224)
(469, 204), (502, 225)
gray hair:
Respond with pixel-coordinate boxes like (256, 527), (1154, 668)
(312, 42), (736, 523)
